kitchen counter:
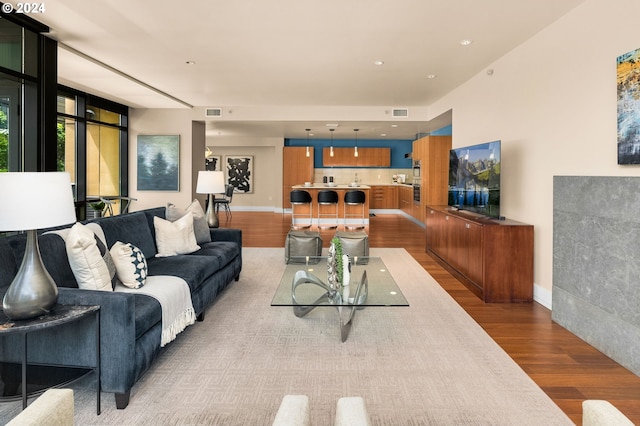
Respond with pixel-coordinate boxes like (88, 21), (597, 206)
(292, 183), (371, 189)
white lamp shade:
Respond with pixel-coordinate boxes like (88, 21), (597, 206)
(0, 172), (77, 231)
(196, 171), (225, 194)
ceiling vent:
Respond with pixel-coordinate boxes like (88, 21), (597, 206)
(392, 108), (409, 118)
(205, 108), (222, 118)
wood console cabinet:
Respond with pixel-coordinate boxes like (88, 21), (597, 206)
(425, 205), (533, 303)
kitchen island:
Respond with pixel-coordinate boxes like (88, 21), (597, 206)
(290, 184), (371, 227)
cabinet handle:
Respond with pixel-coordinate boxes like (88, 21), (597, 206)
(445, 216), (449, 220)
(465, 223), (470, 229)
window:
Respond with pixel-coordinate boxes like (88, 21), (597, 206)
(58, 89), (128, 217)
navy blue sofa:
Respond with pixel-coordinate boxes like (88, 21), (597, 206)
(0, 207), (242, 409)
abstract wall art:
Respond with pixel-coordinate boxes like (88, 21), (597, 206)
(226, 155), (253, 193)
(206, 155), (222, 171)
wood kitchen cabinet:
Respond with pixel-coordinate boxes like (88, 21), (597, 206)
(282, 147), (314, 209)
(411, 135), (451, 223)
(322, 147), (391, 167)
(425, 205), (533, 303)
(370, 185), (398, 209)
(398, 185), (413, 215)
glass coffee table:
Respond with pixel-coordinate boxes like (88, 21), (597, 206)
(271, 257), (409, 342)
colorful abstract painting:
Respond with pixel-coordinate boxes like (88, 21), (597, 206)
(617, 47), (640, 164)
(226, 155), (253, 193)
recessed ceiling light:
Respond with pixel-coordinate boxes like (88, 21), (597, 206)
(459, 39), (473, 46)
(427, 74), (437, 79)
(380, 133), (387, 137)
(326, 123), (339, 127)
(391, 124), (398, 128)
(185, 60), (196, 65)
(373, 60), (384, 66)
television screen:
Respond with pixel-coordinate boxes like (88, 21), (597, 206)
(448, 141), (501, 218)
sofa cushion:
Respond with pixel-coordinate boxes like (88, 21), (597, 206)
(94, 212), (157, 259)
(110, 242), (148, 289)
(154, 215), (200, 257)
(194, 241), (241, 269)
(166, 200), (211, 245)
(66, 223), (117, 291)
(146, 254), (219, 293)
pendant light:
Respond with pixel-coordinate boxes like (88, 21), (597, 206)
(353, 128), (359, 157)
(305, 128), (311, 157)
(329, 128), (335, 157)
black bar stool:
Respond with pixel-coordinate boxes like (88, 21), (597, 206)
(317, 190), (339, 229)
(344, 190), (366, 229)
(290, 190), (312, 229)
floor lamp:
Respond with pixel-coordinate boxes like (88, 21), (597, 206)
(196, 171), (226, 228)
(0, 172), (77, 320)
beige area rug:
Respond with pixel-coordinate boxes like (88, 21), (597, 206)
(0, 248), (572, 425)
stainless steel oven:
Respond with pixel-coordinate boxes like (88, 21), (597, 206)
(413, 184), (421, 204)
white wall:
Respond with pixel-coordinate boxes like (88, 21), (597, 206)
(429, 0), (640, 307)
(128, 108), (198, 210)
(207, 135), (284, 211)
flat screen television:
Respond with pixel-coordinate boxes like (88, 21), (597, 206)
(448, 140), (501, 218)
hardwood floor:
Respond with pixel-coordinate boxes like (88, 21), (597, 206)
(221, 211), (640, 425)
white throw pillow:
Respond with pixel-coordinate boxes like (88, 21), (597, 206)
(110, 241), (148, 289)
(166, 199), (211, 244)
(154, 214), (200, 257)
(66, 222), (117, 291)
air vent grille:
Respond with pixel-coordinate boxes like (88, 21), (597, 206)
(392, 108), (409, 117)
(205, 108), (222, 117)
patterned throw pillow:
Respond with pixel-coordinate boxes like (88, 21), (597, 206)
(66, 222), (117, 291)
(110, 241), (148, 289)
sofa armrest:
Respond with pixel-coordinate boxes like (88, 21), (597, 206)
(211, 228), (242, 249)
(7, 388), (73, 426)
(57, 287), (138, 392)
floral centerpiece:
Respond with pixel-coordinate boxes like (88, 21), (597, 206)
(328, 237), (351, 302)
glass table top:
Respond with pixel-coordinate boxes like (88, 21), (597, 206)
(271, 256), (409, 307)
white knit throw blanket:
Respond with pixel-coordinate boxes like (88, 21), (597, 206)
(116, 275), (196, 347)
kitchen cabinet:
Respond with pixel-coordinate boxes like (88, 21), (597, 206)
(282, 147), (314, 210)
(322, 147), (391, 167)
(398, 185), (413, 215)
(425, 205), (533, 303)
(412, 135), (451, 223)
(370, 185), (398, 209)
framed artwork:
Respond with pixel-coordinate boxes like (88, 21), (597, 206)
(205, 155), (222, 171)
(617, 47), (640, 164)
(137, 135), (180, 191)
(226, 155), (253, 193)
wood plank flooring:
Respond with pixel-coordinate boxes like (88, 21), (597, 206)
(220, 211), (640, 425)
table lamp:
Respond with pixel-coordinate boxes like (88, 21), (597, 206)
(195, 170), (225, 228)
(0, 172), (77, 320)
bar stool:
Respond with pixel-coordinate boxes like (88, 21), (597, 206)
(317, 190), (339, 229)
(344, 190), (366, 229)
(290, 190), (312, 229)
